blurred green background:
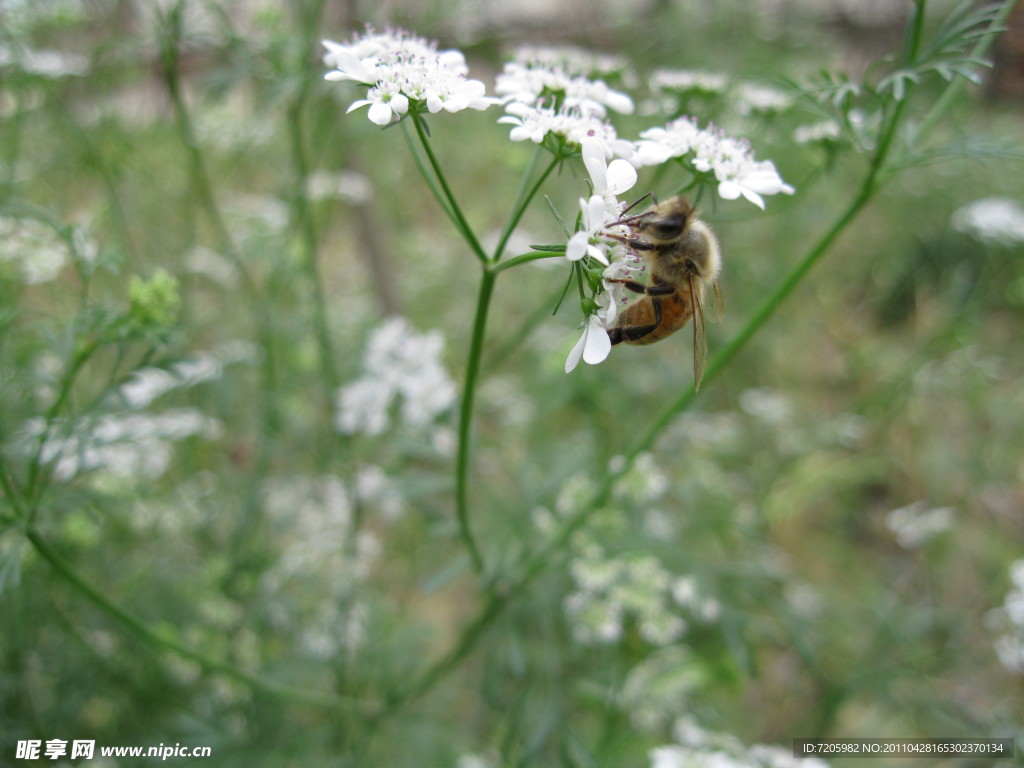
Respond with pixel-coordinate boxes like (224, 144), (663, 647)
(1, 1), (1023, 766)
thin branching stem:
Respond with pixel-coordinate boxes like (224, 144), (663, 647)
(409, 111), (488, 264)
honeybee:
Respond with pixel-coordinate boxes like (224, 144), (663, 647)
(604, 196), (722, 391)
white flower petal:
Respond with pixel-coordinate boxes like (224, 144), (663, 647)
(582, 316), (611, 364)
(565, 327), (588, 372)
(390, 94), (409, 114)
(582, 137), (608, 192)
(716, 180), (742, 201)
(367, 102), (394, 125)
(566, 232), (589, 261)
(586, 244), (609, 266)
(585, 195), (606, 231)
(605, 159), (637, 195)
(739, 187), (766, 209)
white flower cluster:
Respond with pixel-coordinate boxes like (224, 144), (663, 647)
(335, 316), (457, 436)
(495, 53), (634, 118)
(322, 29), (496, 125)
(260, 474), (374, 656)
(987, 560), (1024, 674)
(634, 116), (794, 209)
(496, 45), (634, 157)
(651, 716), (831, 768)
(565, 550), (690, 646)
(951, 197), (1024, 246)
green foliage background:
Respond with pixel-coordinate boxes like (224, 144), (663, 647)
(1, 1), (1022, 766)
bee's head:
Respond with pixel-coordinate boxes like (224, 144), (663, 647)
(636, 197), (693, 244)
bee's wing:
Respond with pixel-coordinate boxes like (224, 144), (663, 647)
(708, 278), (724, 323)
(690, 274), (708, 392)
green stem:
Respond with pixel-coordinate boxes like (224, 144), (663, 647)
(492, 153), (561, 261)
(409, 111), (488, 264)
(491, 250), (565, 274)
(454, 269), (494, 574)
(24, 337), (102, 512)
(401, 121), (455, 223)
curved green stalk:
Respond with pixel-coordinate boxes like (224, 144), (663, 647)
(454, 269), (494, 574)
(409, 111), (488, 264)
(492, 153), (562, 261)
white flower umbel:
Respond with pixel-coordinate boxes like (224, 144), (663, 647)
(634, 116), (794, 209)
(495, 57), (634, 118)
(498, 101), (635, 159)
(322, 29), (497, 125)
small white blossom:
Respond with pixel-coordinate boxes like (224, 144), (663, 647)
(565, 311), (612, 372)
(322, 29), (497, 125)
(634, 117), (794, 209)
(497, 101), (634, 158)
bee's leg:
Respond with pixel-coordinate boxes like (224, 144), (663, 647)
(605, 278), (674, 297)
(608, 296), (663, 345)
(603, 233), (657, 251)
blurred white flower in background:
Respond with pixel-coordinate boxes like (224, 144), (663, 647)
(336, 316), (457, 436)
(495, 50), (634, 117)
(986, 559), (1024, 674)
(885, 501), (956, 549)
(951, 197), (1024, 246)
(734, 82), (792, 116)
(25, 409), (222, 482)
(0, 217), (76, 284)
(794, 119), (842, 146)
(649, 715), (832, 768)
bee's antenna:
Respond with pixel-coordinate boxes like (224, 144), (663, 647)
(612, 192), (655, 224)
